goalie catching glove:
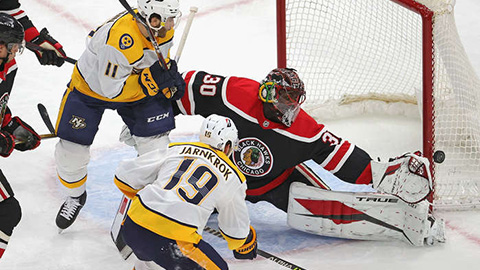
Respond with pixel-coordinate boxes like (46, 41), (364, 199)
(27, 28), (66, 67)
(139, 59), (185, 99)
(371, 151), (433, 204)
(3, 117), (41, 151)
(233, 226), (257, 260)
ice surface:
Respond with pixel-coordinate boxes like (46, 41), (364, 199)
(1, 0), (480, 269)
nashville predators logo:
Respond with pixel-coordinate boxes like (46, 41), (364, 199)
(69, 115), (87, 130)
(233, 137), (273, 177)
(119, 34), (134, 50)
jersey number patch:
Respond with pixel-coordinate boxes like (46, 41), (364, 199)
(164, 158), (219, 205)
(104, 62), (119, 78)
(199, 74), (222, 96)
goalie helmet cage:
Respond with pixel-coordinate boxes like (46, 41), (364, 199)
(276, 0), (480, 210)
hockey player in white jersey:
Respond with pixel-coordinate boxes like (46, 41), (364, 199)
(54, 0), (185, 232)
(115, 114), (257, 270)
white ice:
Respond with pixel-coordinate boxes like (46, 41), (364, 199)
(1, 0), (480, 269)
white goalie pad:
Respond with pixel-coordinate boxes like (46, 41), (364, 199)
(371, 152), (433, 204)
(287, 182), (445, 246)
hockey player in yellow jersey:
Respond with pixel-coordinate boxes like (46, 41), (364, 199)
(54, 0), (185, 232)
(115, 114), (257, 270)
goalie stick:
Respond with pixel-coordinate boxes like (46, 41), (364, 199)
(204, 226), (307, 270)
(174, 6), (198, 63)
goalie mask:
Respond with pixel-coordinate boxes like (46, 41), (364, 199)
(200, 114), (239, 158)
(0, 13), (25, 67)
(137, 0), (182, 32)
(259, 68), (306, 127)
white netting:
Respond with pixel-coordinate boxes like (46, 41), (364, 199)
(283, 0), (480, 209)
(430, 2), (480, 209)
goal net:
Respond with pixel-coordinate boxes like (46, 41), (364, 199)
(277, 0), (480, 209)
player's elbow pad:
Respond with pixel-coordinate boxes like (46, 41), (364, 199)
(233, 226), (257, 260)
(114, 176), (138, 199)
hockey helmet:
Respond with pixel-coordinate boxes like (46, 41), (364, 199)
(137, 0), (181, 31)
(259, 68), (306, 127)
(0, 13), (25, 55)
(200, 114), (239, 157)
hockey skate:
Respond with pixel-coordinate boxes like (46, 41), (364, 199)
(55, 191), (87, 233)
(371, 152), (433, 204)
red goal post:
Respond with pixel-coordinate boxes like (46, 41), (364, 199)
(276, 0), (480, 209)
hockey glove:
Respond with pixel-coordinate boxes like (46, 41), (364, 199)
(165, 60), (186, 100)
(3, 117), (41, 151)
(0, 130), (15, 157)
(28, 28), (66, 67)
(139, 60), (182, 99)
(233, 226), (257, 260)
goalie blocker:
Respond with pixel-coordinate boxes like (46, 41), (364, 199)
(287, 182), (445, 246)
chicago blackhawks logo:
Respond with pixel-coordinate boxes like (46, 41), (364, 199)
(233, 137), (273, 177)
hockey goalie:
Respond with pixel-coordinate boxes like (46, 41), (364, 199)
(288, 153), (446, 246)
(116, 68), (446, 249)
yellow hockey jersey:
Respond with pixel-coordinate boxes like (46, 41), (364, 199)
(114, 142), (251, 250)
(71, 11), (174, 102)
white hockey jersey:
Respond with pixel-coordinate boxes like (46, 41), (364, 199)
(71, 10), (173, 102)
(114, 142), (251, 250)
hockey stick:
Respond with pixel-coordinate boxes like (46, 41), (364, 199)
(110, 195), (133, 260)
(14, 133), (56, 144)
(0, 93), (9, 127)
(174, 6), (198, 63)
(119, 0), (170, 71)
(204, 226), (307, 270)
(2, 98), (57, 144)
(25, 41), (77, 65)
(113, 1), (171, 260)
(118, 0), (178, 95)
(37, 103), (55, 134)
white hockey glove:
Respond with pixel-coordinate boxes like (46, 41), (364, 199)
(371, 151), (433, 204)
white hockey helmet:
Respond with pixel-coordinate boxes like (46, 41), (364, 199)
(200, 114), (239, 157)
(137, 0), (181, 31)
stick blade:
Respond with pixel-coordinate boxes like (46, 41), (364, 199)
(37, 103), (56, 134)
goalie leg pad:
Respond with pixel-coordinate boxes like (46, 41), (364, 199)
(287, 182), (445, 246)
(371, 152), (433, 203)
